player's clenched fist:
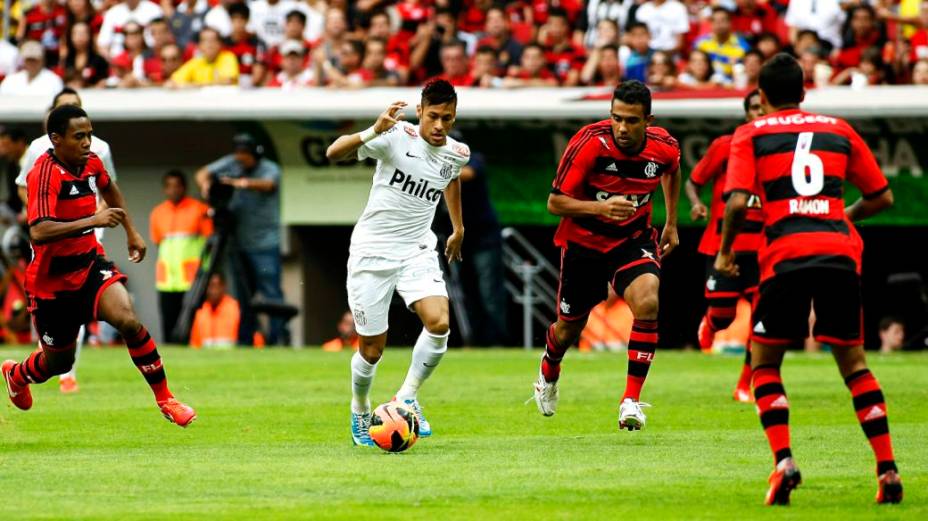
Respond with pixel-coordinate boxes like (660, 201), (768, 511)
(373, 101), (407, 134)
(94, 207), (127, 228)
(599, 196), (636, 221)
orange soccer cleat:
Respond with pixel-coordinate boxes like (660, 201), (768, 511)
(697, 317), (715, 353)
(2, 360), (33, 411)
(876, 470), (903, 504)
(765, 457), (802, 506)
(158, 398), (197, 427)
(59, 376), (79, 394)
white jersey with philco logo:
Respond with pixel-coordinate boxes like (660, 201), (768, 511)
(350, 121), (470, 260)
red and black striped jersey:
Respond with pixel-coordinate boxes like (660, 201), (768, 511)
(724, 109), (889, 283)
(26, 151), (111, 298)
(690, 134), (764, 255)
(552, 122), (681, 253)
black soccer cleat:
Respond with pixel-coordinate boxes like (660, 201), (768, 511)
(765, 458), (801, 506)
(876, 471), (903, 504)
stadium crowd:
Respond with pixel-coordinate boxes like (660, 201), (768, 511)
(2, 0), (928, 92)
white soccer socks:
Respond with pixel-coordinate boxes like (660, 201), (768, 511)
(396, 328), (449, 401)
(351, 351), (378, 414)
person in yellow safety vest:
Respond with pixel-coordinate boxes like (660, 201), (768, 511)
(190, 273), (241, 349)
(150, 170), (213, 343)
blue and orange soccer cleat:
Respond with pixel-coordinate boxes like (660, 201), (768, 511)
(2, 360), (32, 411)
(395, 397), (432, 437)
(351, 411), (375, 447)
(765, 457), (802, 506)
(159, 398), (197, 427)
(876, 470), (903, 504)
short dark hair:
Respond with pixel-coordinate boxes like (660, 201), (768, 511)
(600, 43), (619, 54)
(476, 45), (498, 57)
(745, 49), (764, 62)
(796, 29), (820, 44)
(150, 17), (168, 27)
(627, 22), (649, 33)
(0, 126), (27, 142)
(548, 7), (568, 21)
(879, 316), (903, 331)
(163, 169), (188, 188)
(743, 88), (760, 113)
(440, 40), (466, 54)
(612, 79), (652, 115)
(286, 9), (307, 25)
(46, 105), (88, 138)
(759, 53), (804, 108)
(228, 2), (250, 19)
(711, 6), (732, 19)
(421, 79), (457, 107)
(51, 87), (81, 110)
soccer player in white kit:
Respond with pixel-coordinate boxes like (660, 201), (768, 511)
(326, 80), (468, 446)
(16, 88), (117, 394)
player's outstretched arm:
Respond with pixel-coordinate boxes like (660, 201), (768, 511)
(326, 101), (407, 162)
(715, 191), (748, 277)
(100, 180), (147, 263)
(846, 189), (893, 222)
(547, 193), (635, 220)
(443, 177), (464, 263)
(660, 168), (681, 255)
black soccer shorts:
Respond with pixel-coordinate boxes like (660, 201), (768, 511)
(556, 229), (661, 322)
(28, 256), (127, 347)
(751, 267), (862, 347)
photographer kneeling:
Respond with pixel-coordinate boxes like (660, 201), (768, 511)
(196, 134), (290, 346)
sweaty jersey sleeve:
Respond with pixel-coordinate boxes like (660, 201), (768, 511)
(26, 161), (62, 226)
(845, 125), (889, 198)
(723, 124), (756, 196)
(357, 125), (400, 162)
(552, 131), (596, 199)
(690, 136), (727, 186)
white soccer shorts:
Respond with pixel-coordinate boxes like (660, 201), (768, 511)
(346, 249), (448, 336)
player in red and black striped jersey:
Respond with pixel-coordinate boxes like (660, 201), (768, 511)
(532, 80), (681, 431)
(685, 89), (765, 403)
(1, 105), (196, 428)
(717, 54), (901, 506)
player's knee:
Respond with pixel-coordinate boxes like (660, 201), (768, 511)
(359, 338), (385, 363)
(632, 294), (659, 319)
(424, 316), (450, 336)
(555, 319), (584, 346)
(111, 314), (142, 338)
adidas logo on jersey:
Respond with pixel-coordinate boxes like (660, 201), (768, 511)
(389, 169), (442, 202)
(70, 185), (80, 196)
(606, 163), (618, 172)
(754, 321), (766, 334)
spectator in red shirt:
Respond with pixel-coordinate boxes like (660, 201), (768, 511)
(831, 46), (887, 86)
(316, 38), (372, 87)
(261, 10), (313, 80)
(430, 40), (474, 86)
(542, 7), (585, 86)
(59, 21), (109, 88)
(503, 42), (558, 86)
(835, 5), (885, 71)
(478, 6), (524, 71)
(144, 17), (176, 84)
(156, 43), (184, 84)
(110, 22), (156, 87)
(581, 43), (621, 86)
(225, 3), (261, 86)
(460, 0), (493, 34)
(470, 45), (502, 87)
(17, 0), (67, 67)
(268, 39), (316, 88)
(730, 0), (779, 42)
(905, 4), (928, 62)
(363, 37), (402, 86)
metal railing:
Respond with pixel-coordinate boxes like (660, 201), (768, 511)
(501, 227), (558, 349)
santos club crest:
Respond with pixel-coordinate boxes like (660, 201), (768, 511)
(440, 163), (453, 179)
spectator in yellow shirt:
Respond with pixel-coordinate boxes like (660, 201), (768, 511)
(168, 27), (239, 87)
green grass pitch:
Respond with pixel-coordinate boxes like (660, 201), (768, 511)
(0, 347), (924, 520)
